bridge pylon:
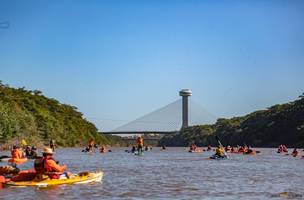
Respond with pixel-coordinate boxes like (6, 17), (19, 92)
(179, 89), (192, 129)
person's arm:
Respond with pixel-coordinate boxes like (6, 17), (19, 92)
(47, 160), (67, 172)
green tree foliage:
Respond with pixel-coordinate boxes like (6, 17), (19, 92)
(0, 82), (122, 146)
(158, 95), (304, 147)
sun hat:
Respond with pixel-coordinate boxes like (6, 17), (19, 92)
(42, 147), (54, 154)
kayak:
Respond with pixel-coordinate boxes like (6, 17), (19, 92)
(189, 149), (203, 153)
(243, 150), (257, 155)
(134, 151), (144, 156)
(209, 155), (228, 160)
(5, 171), (103, 187)
(8, 158), (28, 165)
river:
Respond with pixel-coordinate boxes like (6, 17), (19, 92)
(0, 148), (303, 200)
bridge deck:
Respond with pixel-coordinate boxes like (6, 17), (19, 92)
(100, 131), (178, 135)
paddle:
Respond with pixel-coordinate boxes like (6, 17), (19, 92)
(0, 155), (10, 159)
(0, 155), (11, 162)
(215, 135), (223, 147)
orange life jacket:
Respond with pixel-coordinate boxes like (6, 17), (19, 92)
(34, 156), (61, 179)
(11, 149), (24, 159)
(137, 137), (144, 146)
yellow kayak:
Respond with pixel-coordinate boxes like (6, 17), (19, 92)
(5, 171), (103, 187)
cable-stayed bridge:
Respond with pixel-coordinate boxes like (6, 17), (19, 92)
(101, 90), (217, 135)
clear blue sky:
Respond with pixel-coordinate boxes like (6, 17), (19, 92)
(0, 0), (303, 131)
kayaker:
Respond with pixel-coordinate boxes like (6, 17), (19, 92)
(278, 144), (288, 153)
(30, 146), (38, 158)
(238, 146), (245, 153)
(25, 146), (38, 159)
(88, 139), (94, 152)
(161, 145), (166, 150)
(244, 147), (254, 155)
(136, 136), (144, 153)
(99, 146), (107, 153)
(190, 143), (197, 151)
(131, 146), (136, 153)
(215, 146), (226, 158)
(225, 145), (231, 152)
(291, 148), (299, 157)
(25, 146), (32, 157)
(49, 139), (56, 151)
(34, 147), (69, 179)
(11, 146), (25, 160)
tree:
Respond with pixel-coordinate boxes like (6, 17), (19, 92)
(33, 90), (42, 95)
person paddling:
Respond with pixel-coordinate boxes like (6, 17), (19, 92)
(131, 146), (136, 153)
(88, 139), (94, 152)
(291, 148), (299, 157)
(215, 146), (226, 158)
(189, 143), (197, 152)
(34, 147), (70, 179)
(99, 146), (107, 153)
(25, 146), (38, 159)
(9, 146), (27, 168)
(49, 139), (56, 152)
(136, 136), (144, 153)
(11, 146), (25, 160)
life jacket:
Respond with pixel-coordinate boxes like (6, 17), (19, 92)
(137, 138), (144, 146)
(88, 139), (94, 146)
(215, 147), (225, 156)
(238, 147), (245, 153)
(292, 150), (298, 157)
(44, 156), (62, 179)
(34, 157), (44, 174)
(34, 156), (61, 179)
(11, 149), (23, 159)
(216, 148), (224, 156)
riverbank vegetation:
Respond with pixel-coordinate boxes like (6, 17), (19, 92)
(0, 81), (123, 147)
(159, 94), (304, 147)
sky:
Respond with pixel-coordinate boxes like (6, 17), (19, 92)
(0, 0), (303, 131)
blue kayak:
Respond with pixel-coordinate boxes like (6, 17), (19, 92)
(209, 155), (227, 160)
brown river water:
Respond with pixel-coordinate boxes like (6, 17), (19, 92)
(0, 147), (303, 200)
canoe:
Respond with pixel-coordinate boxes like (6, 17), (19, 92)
(5, 171), (103, 187)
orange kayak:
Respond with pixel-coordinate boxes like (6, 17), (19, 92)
(8, 158), (28, 165)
